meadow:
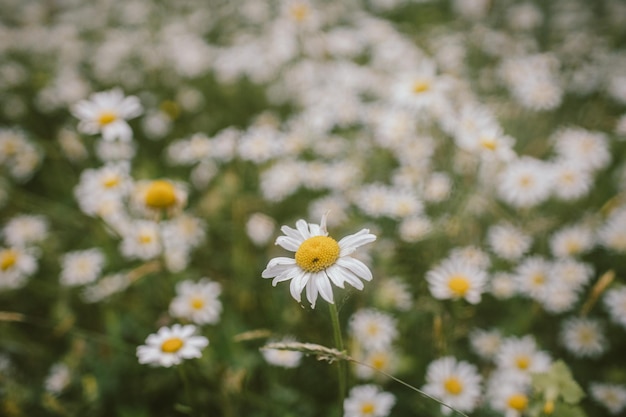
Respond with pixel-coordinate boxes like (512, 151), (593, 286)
(1, 0), (626, 416)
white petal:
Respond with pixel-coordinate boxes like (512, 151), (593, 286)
(324, 265), (346, 288)
(328, 264), (364, 290)
(289, 270), (309, 303)
(275, 236), (301, 252)
(338, 229), (376, 256)
(336, 257), (373, 281)
(305, 276), (319, 308)
(295, 219), (312, 239)
(316, 272), (334, 304)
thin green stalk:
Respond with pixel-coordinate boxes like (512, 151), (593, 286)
(177, 365), (198, 417)
(328, 302), (347, 404)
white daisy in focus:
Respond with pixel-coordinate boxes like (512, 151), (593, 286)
(560, 317), (607, 358)
(261, 213), (376, 308)
(169, 278), (222, 325)
(590, 382), (626, 415)
(136, 324), (208, 367)
(349, 309), (398, 351)
(343, 384), (395, 417)
(71, 88), (143, 141)
(59, 248), (106, 287)
(604, 286), (626, 329)
(426, 257), (488, 304)
(422, 356), (482, 415)
(469, 328), (503, 361)
(261, 337), (303, 368)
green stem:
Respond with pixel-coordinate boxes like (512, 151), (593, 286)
(177, 365), (197, 417)
(328, 302), (347, 405)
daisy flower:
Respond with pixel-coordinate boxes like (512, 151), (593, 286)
(495, 335), (551, 381)
(426, 257), (488, 304)
(59, 248), (106, 287)
(343, 385), (395, 417)
(353, 347), (399, 380)
(604, 286), (626, 329)
(549, 224), (595, 258)
(246, 212), (276, 246)
(497, 157), (554, 209)
(71, 88), (143, 142)
(349, 309), (398, 351)
(560, 317), (608, 358)
(422, 356), (482, 415)
(261, 213), (376, 308)
(261, 336), (303, 368)
(487, 374), (531, 417)
(136, 324), (208, 367)
(169, 278), (222, 325)
(486, 223), (532, 261)
(0, 246), (38, 290)
(590, 382), (626, 415)
(131, 179), (188, 217)
(469, 328), (503, 361)
(2, 214), (48, 248)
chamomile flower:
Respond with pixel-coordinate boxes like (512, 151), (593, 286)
(514, 256), (552, 301)
(44, 363), (71, 395)
(119, 220), (162, 260)
(560, 317), (607, 358)
(590, 382), (626, 415)
(349, 309), (398, 351)
(495, 335), (551, 380)
(136, 324), (208, 367)
(169, 279), (222, 325)
(422, 356), (482, 415)
(262, 213), (376, 308)
(353, 347), (398, 380)
(71, 88), (143, 142)
(59, 248), (106, 287)
(469, 328), (503, 361)
(426, 257), (488, 304)
(373, 277), (413, 311)
(0, 246), (38, 290)
(246, 212), (276, 246)
(132, 179), (188, 217)
(261, 337), (303, 368)
(604, 286), (626, 329)
(343, 385), (395, 417)
(486, 223), (532, 261)
(497, 157), (553, 208)
(2, 214), (48, 248)
(487, 376), (531, 417)
(549, 224), (595, 258)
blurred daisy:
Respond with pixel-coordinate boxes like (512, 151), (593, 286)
(590, 382), (626, 415)
(71, 88), (143, 142)
(550, 160), (593, 201)
(551, 258), (593, 291)
(246, 212), (276, 246)
(469, 328), (503, 361)
(514, 256), (552, 301)
(0, 246), (38, 290)
(261, 337), (303, 368)
(349, 309), (398, 351)
(44, 363), (71, 395)
(552, 127), (610, 172)
(422, 356), (482, 415)
(353, 347), (398, 380)
(2, 214), (48, 247)
(59, 248), (106, 287)
(169, 278), (222, 325)
(560, 317), (607, 358)
(487, 376), (531, 417)
(119, 220), (162, 260)
(486, 223), (532, 261)
(495, 335), (551, 380)
(132, 179), (188, 217)
(137, 324), (208, 367)
(426, 257), (488, 304)
(497, 157), (553, 208)
(343, 385), (395, 417)
(598, 208), (626, 253)
(549, 224), (595, 258)
(398, 215), (432, 243)
(604, 286), (626, 329)
(262, 213), (376, 308)
(373, 277), (412, 311)
(489, 272), (518, 299)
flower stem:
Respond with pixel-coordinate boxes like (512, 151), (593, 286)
(177, 365), (197, 417)
(328, 302), (347, 405)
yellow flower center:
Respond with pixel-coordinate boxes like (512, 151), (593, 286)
(360, 402), (375, 415)
(160, 100), (180, 120)
(480, 137), (497, 150)
(532, 273), (545, 285)
(144, 180), (177, 209)
(519, 175), (534, 188)
(515, 355), (530, 370)
(97, 111), (118, 126)
(138, 233), (153, 244)
(412, 80), (431, 94)
(161, 337), (184, 353)
(370, 353), (388, 370)
(565, 240), (581, 255)
(507, 393), (528, 411)
(543, 400), (555, 414)
(295, 235), (340, 272)
(191, 297), (205, 310)
(577, 327), (595, 344)
(448, 275), (470, 296)
(102, 174), (120, 189)
(0, 249), (17, 271)
(444, 377), (463, 395)
(290, 3), (309, 22)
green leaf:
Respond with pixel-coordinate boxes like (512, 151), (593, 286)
(531, 360), (585, 404)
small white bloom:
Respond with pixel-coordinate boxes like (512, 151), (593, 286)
(246, 213), (276, 246)
(0, 246), (38, 290)
(349, 309), (398, 352)
(136, 324), (208, 367)
(261, 337), (303, 368)
(560, 317), (608, 358)
(590, 382), (626, 415)
(469, 328), (503, 361)
(426, 257), (488, 304)
(486, 223), (532, 261)
(60, 248), (106, 286)
(343, 385), (395, 417)
(169, 279), (222, 325)
(3, 215), (48, 247)
(422, 356), (482, 415)
(495, 336), (551, 381)
(604, 286), (626, 329)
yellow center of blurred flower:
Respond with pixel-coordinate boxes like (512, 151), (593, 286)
(161, 337), (184, 353)
(370, 353), (388, 370)
(448, 275), (470, 296)
(360, 402), (375, 415)
(295, 236), (340, 272)
(444, 377), (463, 395)
(290, 3), (309, 22)
(144, 180), (177, 209)
(519, 175), (533, 188)
(191, 298), (205, 310)
(532, 274), (545, 285)
(412, 80), (431, 94)
(577, 327), (595, 344)
(0, 249), (17, 271)
(102, 174), (120, 188)
(515, 355), (530, 370)
(507, 393), (528, 411)
(98, 111), (117, 126)
(138, 233), (153, 244)
(543, 400), (555, 414)
(480, 137), (497, 150)
(566, 240), (581, 255)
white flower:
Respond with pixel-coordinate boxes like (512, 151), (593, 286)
(469, 328), (503, 360)
(549, 224), (595, 258)
(560, 317), (608, 358)
(590, 382), (626, 415)
(353, 347), (398, 380)
(495, 336), (551, 381)
(71, 88), (143, 141)
(486, 223), (532, 261)
(487, 373), (531, 417)
(44, 363), (71, 395)
(349, 309), (398, 351)
(60, 248), (106, 286)
(136, 324), (208, 367)
(497, 157), (553, 208)
(2, 215), (48, 247)
(343, 385), (395, 417)
(426, 257), (488, 304)
(119, 220), (162, 260)
(422, 356), (482, 415)
(0, 246), (38, 290)
(246, 213), (276, 246)
(604, 286), (626, 329)
(261, 337), (303, 368)
(169, 279), (222, 325)
(262, 213), (376, 308)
